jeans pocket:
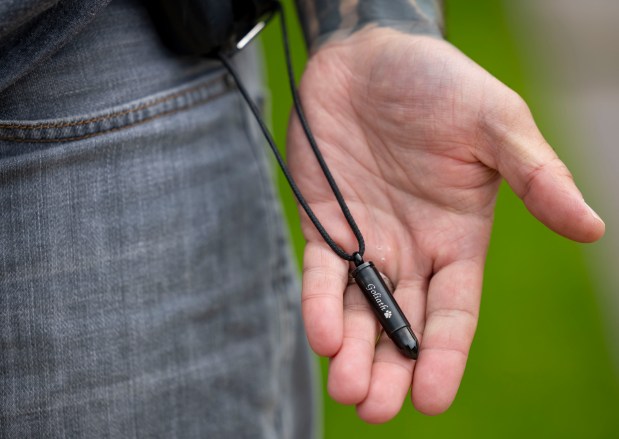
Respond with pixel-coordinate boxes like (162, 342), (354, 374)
(0, 70), (234, 146)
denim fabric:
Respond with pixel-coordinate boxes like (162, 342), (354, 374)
(0, 0), (317, 438)
(0, 0), (221, 120)
(0, 0), (112, 92)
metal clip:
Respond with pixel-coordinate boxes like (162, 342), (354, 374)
(234, 10), (277, 52)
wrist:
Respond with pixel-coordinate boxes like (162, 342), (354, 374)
(295, 0), (444, 53)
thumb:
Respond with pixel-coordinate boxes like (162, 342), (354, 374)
(477, 90), (605, 243)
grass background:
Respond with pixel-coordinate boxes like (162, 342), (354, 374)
(259, 1), (619, 436)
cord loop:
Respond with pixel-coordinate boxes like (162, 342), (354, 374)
(217, 3), (365, 263)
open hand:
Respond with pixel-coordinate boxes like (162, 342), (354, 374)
(287, 28), (604, 421)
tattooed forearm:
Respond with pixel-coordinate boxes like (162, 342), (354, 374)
(295, 0), (443, 51)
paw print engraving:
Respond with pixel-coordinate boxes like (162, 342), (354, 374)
(384, 310), (392, 319)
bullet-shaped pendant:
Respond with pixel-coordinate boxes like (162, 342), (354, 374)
(351, 260), (419, 359)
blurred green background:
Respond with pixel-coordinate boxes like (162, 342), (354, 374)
(259, 1), (619, 437)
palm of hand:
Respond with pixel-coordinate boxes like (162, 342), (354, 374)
(287, 29), (603, 421)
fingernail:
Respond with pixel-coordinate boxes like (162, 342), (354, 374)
(585, 201), (604, 224)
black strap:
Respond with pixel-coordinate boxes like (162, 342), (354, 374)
(217, 3), (365, 262)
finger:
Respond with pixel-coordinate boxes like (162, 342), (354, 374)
(356, 279), (426, 423)
(302, 241), (349, 356)
(411, 258), (482, 415)
(479, 90), (605, 242)
(327, 283), (379, 404)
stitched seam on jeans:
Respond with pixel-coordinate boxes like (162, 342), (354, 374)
(0, 90), (229, 143)
(0, 74), (227, 130)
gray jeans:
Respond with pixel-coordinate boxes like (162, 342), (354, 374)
(0, 1), (317, 437)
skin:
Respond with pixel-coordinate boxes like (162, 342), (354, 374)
(288, 2), (605, 423)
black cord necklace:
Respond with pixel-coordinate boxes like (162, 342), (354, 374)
(217, 2), (419, 359)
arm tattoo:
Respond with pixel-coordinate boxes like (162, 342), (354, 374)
(295, 0), (444, 50)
